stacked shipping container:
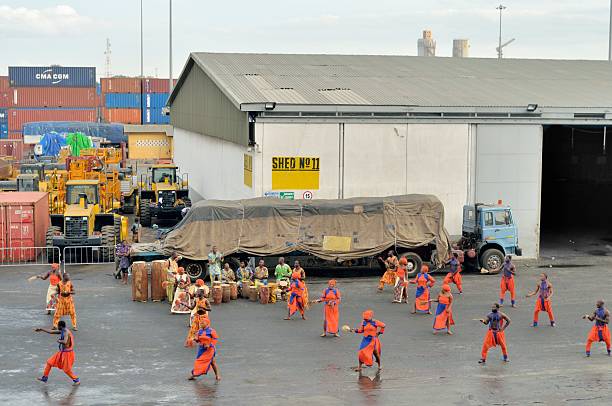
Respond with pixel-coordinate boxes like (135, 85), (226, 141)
(6, 66), (98, 145)
(0, 192), (49, 261)
(141, 78), (171, 124)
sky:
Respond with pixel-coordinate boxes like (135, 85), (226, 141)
(0, 0), (610, 78)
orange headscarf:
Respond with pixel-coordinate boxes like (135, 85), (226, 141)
(442, 284), (451, 292)
(199, 317), (210, 329)
(196, 279), (204, 286)
(421, 265), (429, 273)
(399, 257), (408, 265)
(362, 309), (374, 320)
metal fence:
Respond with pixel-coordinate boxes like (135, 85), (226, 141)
(0, 246), (61, 267)
(62, 245), (117, 272)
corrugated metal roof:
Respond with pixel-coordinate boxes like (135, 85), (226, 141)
(170, 52), (612, 109)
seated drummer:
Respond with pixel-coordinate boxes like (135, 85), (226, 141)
(254, 259), (269, 286)
(236, 260), (253, 282)
(222, 263), (236, 282)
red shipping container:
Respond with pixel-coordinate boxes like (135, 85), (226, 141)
(0, 192), (49, 261)
(8, 108), (97, 131)
(0, 76), (9, 92)
(11, 87), (98, 108)
(0, 140), (23, 160)
(103, 108), (141, 124)
(143, 78), (176, 93)
(0, 92), (9, 108)
(8, 132), (22, 140)
(101, 77), (141, 93)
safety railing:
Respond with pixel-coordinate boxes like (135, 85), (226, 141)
(62, 245), (117, 272)
(0, 246), (61, 267)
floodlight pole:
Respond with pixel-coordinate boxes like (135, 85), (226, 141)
(497, 4), (506, 59)
(169, 0), (173, 92)
(609, 0), (612, 61)
(140, 0), (144, 77)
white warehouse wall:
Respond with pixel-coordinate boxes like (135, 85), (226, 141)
(474, 124), (542, 258)
(173, 127), (255, 201)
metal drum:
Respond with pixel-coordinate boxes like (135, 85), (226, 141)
(150, 260), (167, 301)
(131, 261), (148, 302)
(221, 284), (231, 303)
(229, 281), (238, 300)
(259, 285), (269, 305)
(212, 286), (223, 305)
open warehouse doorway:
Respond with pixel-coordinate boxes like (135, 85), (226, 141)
(540, 125), (612, 258)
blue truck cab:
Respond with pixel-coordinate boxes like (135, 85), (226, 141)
(461, 203), (522, 273)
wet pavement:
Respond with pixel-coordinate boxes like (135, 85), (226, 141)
(1, 256), (612, 406)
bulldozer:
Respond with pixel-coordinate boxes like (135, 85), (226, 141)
(47, 179), (128, 263)
(138, 164), (190, 227)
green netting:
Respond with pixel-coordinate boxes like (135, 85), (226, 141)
(65, 132), (92, 156)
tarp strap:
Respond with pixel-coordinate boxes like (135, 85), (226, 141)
(237, 203), (245, 253)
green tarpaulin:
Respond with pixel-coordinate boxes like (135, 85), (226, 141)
(65, 132), (92, 156)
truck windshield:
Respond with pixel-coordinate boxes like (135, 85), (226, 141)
(152, 168), (176, 183)
(495, 210), (512, 226)
(66, 184), (99, 205)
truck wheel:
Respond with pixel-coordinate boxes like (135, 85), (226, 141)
(140, 199), (152, 227)
(481, 249), (504, 274)
(398, 252), (423, 276)
(101, 225), (116, 262)
(183, 261), (204, 281)
(114, 216), (122, 241)
(46, 226), (61, 263)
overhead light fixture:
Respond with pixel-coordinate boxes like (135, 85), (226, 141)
(264, 102), (276, 110)
(526, 103), (538, 112)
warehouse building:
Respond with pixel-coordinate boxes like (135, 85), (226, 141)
(167, 53), (612, 258)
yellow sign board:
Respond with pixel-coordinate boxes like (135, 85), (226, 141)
(244, 154), (253, 188)
(271, 156), (320, 190)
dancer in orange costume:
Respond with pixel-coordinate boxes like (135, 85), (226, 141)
(443, 253), (463, 294)
(34, 263), (61, 314)
(53, 273), (77, 330)
(393, 257), (409, 303)
(188, 318), (220, 381)
(377, 250), (398, 291)
(526, 273), (555, 327)
(285, 271), (306, 320)
(478, 303), (511, 364)
(350, 310), (385, 371)
(432, 284), (455, 335)
(582, 300), (611, 357)
(35, 320), (80, 385)
(316, 280), (341, 337)
(410, 265), (435, 314)
(499, 256), (517, 307)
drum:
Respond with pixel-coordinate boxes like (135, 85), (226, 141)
(150, 260), (167, 301)
(131, 261), (148, 302)
(229, 281), (238, 300)
(259, 285), (269, 305)
(221, 284), (231, 303)
(249, 284), (259, 302)
(268, 282), (277, 304)
(212, 286), (223, 305)
(241, 281), (252, 298)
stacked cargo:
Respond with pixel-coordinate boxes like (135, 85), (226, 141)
(141, 78), (171, 124)
(101, 77), (142, 124)
(0, 192), (49, 261)
(6, 66), (97, 142)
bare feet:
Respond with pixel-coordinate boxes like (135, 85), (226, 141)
(333, 333), (340, 337)
(283, 317), (291, 320)
(46, 311), (51, 315)
(215, 375), (221, 381)
(353, 367), (362, 372)
(187, 375), (195, 381)
(447, 331), (454, 335)
(411, 311), (416, 314)
(72, 327), (78, 331)
(320, 333), (326, 337)
(302, 316), (307, 320)
(377, 365), (383, 370)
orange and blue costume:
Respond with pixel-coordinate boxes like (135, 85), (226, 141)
(39, 328), (79, 384)
(433, 285), (455, 333)
(443, 257), (463, 294)
(499, 259), (516, 306)
(355, 310), (385, 367)
(533, 279), (555, 327)
(53, 280), (77, 329)
(411, 266), (435, 313)
(586, 307), (611, 357)
(321, 280), (341, 335)
(192, 321), (219, 377)
(480, 311), (508, 362)
(287, 271), (306, 318)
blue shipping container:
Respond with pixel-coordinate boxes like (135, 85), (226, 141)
(142, 93), (169, 109)
(9, 66), (96, 87)
(142, 108), (170, 124)
(105, 93), (141, 108)
(0, 108), (7, 139)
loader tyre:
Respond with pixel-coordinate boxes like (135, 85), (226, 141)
(101, 226), (116, 262)
(140, 199), (152, 227)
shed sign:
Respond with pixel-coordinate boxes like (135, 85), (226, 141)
(271, 156), (320, 190)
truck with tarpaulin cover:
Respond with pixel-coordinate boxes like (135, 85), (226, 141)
(130, 194), (461, 279)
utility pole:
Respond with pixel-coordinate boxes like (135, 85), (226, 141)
(496, 4), (506, 59)
(169, 0), (173, 92)
(140, 0), (144, 77)
(609, 0), (612, 61)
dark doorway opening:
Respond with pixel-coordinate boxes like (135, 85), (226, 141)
(540, 125), (612, 257)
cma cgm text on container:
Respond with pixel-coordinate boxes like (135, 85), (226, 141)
(9, 67), (96, 87)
